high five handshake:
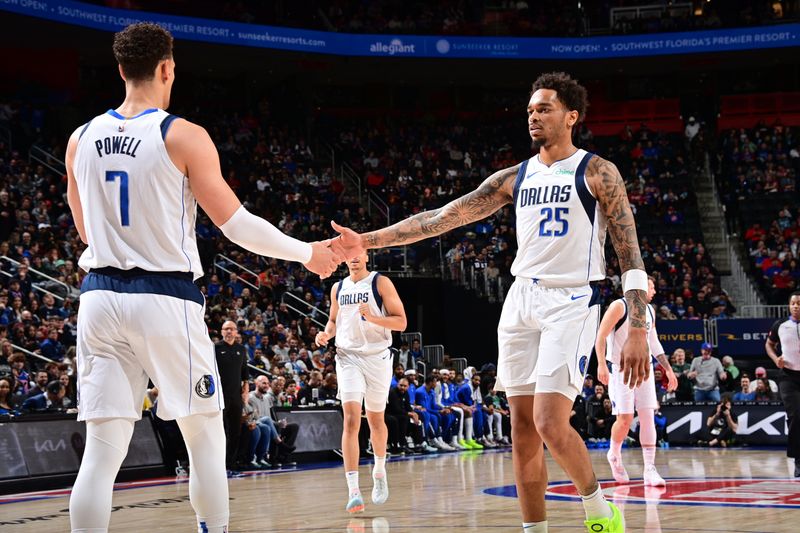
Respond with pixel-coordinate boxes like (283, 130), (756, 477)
(303, 221), (366, 278)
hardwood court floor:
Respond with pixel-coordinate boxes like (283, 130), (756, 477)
(2, 447), (800, 532)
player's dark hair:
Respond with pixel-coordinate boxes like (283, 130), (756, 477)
(425, 374), (437, 385)
(531, 72), (589, 122)
(113, 23), (173, 82)
(790, 291), (800, 301)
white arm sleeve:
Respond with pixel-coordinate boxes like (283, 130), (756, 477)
(219, 206), (312, 263)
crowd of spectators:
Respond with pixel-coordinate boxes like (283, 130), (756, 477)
(92, 0), (795, 37)
(718, 124), (800, 303)
(335, 116), (729, 317)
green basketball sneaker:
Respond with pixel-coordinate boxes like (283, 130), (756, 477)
(584, 502), (624, 532)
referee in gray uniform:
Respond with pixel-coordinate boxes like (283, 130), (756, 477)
(766, 291), (800, 477)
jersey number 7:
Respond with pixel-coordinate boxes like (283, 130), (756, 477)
(105, 170), (130, 226)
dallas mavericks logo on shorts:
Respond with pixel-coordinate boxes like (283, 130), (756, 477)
(195, 374), (215, 398)
(578, 355), (588, 376)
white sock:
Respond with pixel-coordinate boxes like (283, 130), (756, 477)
(642, 446), (656, 468)
(466, 420), (474, 441)
(581, 484), (613, 520)
(610, 438), (622, 457)
(346, 470), (360, 495)
(522, 521), (548, 532)
(373, 456), (386, 477)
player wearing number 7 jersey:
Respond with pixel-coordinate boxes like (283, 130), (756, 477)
(65, 23), (341, 533)
(331, 72), (652, 532)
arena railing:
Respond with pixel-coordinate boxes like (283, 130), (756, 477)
(739, 305), (787, 319)
(212, 253), (260, 291)
(29, 144), (66, 178)
(450, 358), (468, 375)
(401, 332), (422, 349)
(9, 342), (55, 366)
(280, 291), (328, 329)
(0, 255), (77, 301)
(423, 344), (445, 368)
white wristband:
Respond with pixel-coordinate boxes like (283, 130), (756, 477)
(621, 269), (648, 293)
(219, 206), (313, 264)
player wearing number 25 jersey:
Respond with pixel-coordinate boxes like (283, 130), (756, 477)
(331, 72), (652, 532)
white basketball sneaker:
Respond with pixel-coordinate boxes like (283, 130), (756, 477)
(607, 449), (630, 483)
(371, 472), (389, 505)
(643, 464), (666, 487)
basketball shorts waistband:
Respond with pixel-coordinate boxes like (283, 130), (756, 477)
(82, 267), (203, 306)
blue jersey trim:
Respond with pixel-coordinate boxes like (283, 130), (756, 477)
(81, 271), (204, 306)
(183, 299), (193, 412)
(512, 160), (529, 209)
(78, 120), (92, 139)
(160, 114), (180, 140)
(372, 272), (383, 310)
(574, 152), (596, 224)
(179, 178), (192, 272)
(336, 279), (344, 301)
(106, 108), (158, 120)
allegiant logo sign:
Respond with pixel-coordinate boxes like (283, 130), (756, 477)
(370, 39), (416, 55)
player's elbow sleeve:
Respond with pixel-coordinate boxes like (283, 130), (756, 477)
(219, 205), (312, 263)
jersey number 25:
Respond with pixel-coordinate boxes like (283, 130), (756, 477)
(539, 207), (568, 237)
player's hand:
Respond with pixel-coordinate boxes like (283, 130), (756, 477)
(241, 392), (249, 405)
(776, 356), (786, 369)
(331, 221), (366, 260)
(619, 330), (649, 389)
(315, 331), (331, 346)
(666, 369), (678, 392)
(597, 360), (610, 385)
(304, 240), (343, 279)
(358, 303), (372, 320)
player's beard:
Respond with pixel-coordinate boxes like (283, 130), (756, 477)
(532, 136), (545, 149)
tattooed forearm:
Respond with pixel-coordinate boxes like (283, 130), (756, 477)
(588, 156), (648, 330)
(656, 353), (670, 369)
(361, 165), (517, 249)
(588, 156), (645, 273)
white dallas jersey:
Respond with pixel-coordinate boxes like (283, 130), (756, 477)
(73, 108), (203, 279)
(335, 271), (392, 356)
(511, 149), (607, 285)
(604, 301), (664, 366)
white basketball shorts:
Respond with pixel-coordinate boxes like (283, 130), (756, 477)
(335, 348), (393, 412)
(77, 270), (223, 422)
(608, 362), (658, 415)
(496, 278), (600, 400)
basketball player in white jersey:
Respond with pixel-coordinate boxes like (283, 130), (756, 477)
(65, 23), (340, 533)
(331, 72), (651, 533)
(595, 276), (677, 486)
(315, 252), (407, 514)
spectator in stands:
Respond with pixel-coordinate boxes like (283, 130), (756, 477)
(7, 352), (29, 396)
(396, 341), (411, 369)
(297, 370), (323, 406)
(248, 375), (280, 468)
(746, 367), (778, 394)
(684, 116), (700, 142)
(318, 372), (338, 401)
(59, 371), (76, 406)
(688, 343), (727, 402)
(670, 348), (694, 401)
(39, 328), (65, 361)
(0, 376), (17, 415)
(25, 370), (48, 399)
(570, 395), (587, 439)
(581, 374), (595, 400)
(706, 395), (738, 447)
(754, 378), (776, 401)
(484, 386), (511, 445)
(721, 356), (740, 392)
(409, 339), (422, 366)
(21, 379), (69, 411)
(588, 398), (615, 441)
(733, 374), (756, 401)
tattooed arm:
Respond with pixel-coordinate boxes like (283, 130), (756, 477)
(358, 164), (518, 249)
(586, 155), (650, 388)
